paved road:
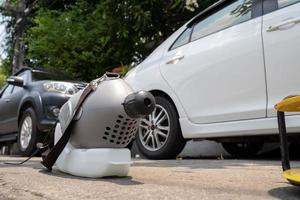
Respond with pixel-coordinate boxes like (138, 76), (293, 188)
(0, 156), (299, 200)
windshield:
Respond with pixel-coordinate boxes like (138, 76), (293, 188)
(32, 70), (73, 81)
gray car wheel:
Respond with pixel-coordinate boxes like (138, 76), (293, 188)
(17, 108), (41, 156)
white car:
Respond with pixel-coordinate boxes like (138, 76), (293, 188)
(125, 0), (300, 159)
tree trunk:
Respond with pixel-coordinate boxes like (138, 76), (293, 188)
(12, 0), (26, 74)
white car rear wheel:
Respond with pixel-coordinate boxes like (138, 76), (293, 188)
(222, 142), (264, 158)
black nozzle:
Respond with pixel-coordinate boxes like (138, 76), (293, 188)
(123, 91), (155, 118)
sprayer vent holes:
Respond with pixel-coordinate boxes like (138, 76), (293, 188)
(102, 117), (138, 145)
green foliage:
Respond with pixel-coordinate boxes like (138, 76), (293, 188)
(0, 66), (8, 89)
(0, 45), (13, 89)
(0, 0), (215, 80)
(24, 0), (214, 81)
(119, 65), (134, 77)
(0, 74), (6, 88)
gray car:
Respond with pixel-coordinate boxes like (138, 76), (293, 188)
(0, 68), (85, 156)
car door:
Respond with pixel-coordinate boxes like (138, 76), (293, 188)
(7, 72), (28, 133)
(262, 0), (300, 117)
(0, 72), (27, 134)
(160, 0), (267, 124)
(0, 84), (14, 134)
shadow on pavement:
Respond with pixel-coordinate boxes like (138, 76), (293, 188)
(130, 142), (300, 170)
(39, 169), (144, 185)
(1, 149), (300, 172)
(131, 158), (288, 170)
(256, 144), (300, 160)
(0, 158), (43, 169)
(0, 157), (143, 185)
(0, 156), (288, 170)
(268, 185), (300, 200)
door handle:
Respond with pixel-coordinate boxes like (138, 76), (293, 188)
(267, 18), (300, 32)
(166, 55), (184, 65)
(5, 99), (10, 103)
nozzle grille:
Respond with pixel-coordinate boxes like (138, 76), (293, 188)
(102, 115), (138, 146)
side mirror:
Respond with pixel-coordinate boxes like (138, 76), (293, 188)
(6, 76), (24, 87)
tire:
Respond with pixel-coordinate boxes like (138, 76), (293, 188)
(222, 142), (264, 158)
(135, 96), (186, 159)
(17, 108), (42, 157)
(126, 140), (134, 149)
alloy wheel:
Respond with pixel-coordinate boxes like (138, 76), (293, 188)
(20, 116), (33, 150)
(138, 104), (170, 151)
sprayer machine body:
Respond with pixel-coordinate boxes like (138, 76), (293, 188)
(51, 74), (155, 178)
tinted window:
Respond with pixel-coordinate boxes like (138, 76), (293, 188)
(191, 0), (253, 41)
(278, 0), (300, 8)
(32, 71), (72, 81)
(1, 85), (13, 99)
(170, 28), (192, 50)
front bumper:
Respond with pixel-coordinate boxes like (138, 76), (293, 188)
(38, 119), (58, 132)
(37, 92), (70, 132)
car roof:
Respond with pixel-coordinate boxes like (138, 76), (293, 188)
(14, 67), (61, 76)
(13, 67), (32, 76)
(186, 0), (228, 28)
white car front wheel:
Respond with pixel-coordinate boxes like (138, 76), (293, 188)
(135, 96), (186, 159)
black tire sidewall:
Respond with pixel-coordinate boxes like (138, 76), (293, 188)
(17, 108), (39, 156)
(136, 96), (186, 159)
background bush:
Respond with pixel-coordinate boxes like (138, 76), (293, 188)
(1, 0), (216, 81)
(0, 67), (7, 89)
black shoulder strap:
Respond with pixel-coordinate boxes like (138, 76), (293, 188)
(41, 84), (94, 171)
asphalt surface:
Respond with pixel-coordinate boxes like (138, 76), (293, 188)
(0, 156), (299, 200)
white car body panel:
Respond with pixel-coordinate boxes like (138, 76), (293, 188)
(125, 1), (300, 140)
(262, 3), (300, 117)
(180, 115), (300, 139)
(125, 62), (187, 119)
(160, 17), (267, 124)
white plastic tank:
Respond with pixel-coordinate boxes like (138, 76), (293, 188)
(54, 123), (132, 178)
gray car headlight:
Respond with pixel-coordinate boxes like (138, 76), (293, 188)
(43, 82), (79, 95)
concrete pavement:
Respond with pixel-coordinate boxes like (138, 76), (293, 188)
(0, 156), (299, 200)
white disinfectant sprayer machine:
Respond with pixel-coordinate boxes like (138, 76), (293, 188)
(40, 73), (155, 178)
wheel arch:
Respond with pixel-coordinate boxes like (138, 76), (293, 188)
(18, 100), (36, 126)
(17, 99), (43, 157)
(149, 90), (180, 118)
(18, 90), (45, 125)
(149, 89), (188, 141)
(136, 89), (188, 159)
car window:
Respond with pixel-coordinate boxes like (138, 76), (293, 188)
(191, 0), (253, 41)
(278, 0), (300, 8)
(32, 70), (72, 81)
(169, 28), (192, 50)
(1, 85), (13, 99)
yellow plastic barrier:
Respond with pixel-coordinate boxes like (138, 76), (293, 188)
(275, 95), (300, 186)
